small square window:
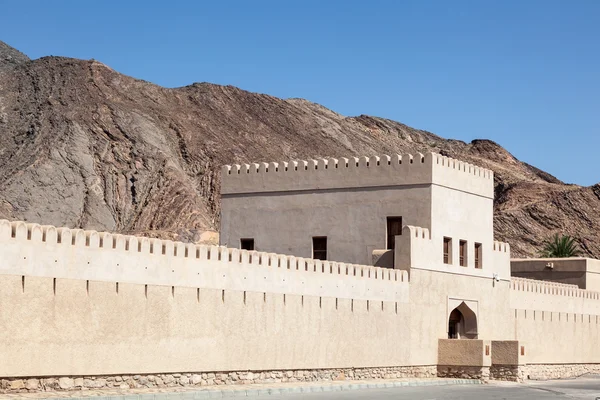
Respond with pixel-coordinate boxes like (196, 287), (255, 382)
(240, 238), (254, 251)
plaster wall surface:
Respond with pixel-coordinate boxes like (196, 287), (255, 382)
(2, 217), (600, 379)
(491, 341), (523, 366)
(589, 259), (600, 292)
(0, 220), (413, 378)
(430, 185), (494, 271)
(509, 277), (600, 365)
(407, 269), (515, 366)
(221, 153), (495, 268)
(0, 220), (408, 303)
(510, 277), (600, 314)
(394, 225), (511, 281)
(221, 186), (432, 265)
(429, 155), (493, 200)
(0, 274), (413, 378)
(438, 339), (489, 367)
(221, 153), (493, 197)
(513, 308), (600, 364)
(221, 154), (434, 195)
(511, 258), (600, 291)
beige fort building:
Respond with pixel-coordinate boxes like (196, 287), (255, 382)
(1, 152), (600, 392)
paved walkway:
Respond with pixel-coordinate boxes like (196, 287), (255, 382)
(0, 378), (481, 399)
(247, 378), (600, 400)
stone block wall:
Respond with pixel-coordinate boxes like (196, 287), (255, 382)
(437, 366), (490, 382)
(0, 366), (437, 394)
(489, 365), (524, 382)
(522, 364), (600, 380)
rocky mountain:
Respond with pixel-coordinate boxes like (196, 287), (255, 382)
(0, 41), (598, 258)
(0, 41), (29, 70)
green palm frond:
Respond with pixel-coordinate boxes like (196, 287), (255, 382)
(540, 234), (581, 258)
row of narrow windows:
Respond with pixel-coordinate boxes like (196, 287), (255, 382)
(444, 238), (482, 268)
(243, 234), (482, 269)
(242, 215), (483, 268)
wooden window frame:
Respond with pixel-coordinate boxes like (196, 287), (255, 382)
(443, 237), (452, 265)
(475, 243), (482, 269)
(386, 216), (403, 250)
(459, 240), (467, 267)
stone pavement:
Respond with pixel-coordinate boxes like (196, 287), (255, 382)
(0, 378), (481, 400)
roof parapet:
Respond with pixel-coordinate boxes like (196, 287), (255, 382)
(511, 277), (600, 300)
(222, 152), (493, 198)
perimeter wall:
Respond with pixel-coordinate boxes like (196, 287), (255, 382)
(0, 220), (416, 380)
(3, 219), (600, 388)
(509, 277), (600, 379)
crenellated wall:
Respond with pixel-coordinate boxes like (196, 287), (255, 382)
(0, 219), (419, 380)
(0, 217), (516, 382)
(221, 153), (493, 198)
(2, 216), (600, 383)
(0, 220), (408, 303)
(221, 154), (431, 195)
(220, 152), (495, 266)
(510, 277), (600, 315)
(509, 277), (600, 369)
(430, 154), (493, 195)
(492, 241), (512, 271)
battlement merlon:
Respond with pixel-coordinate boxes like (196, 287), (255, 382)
(221, 153), (494, 199)
(0, 219), (409, 303)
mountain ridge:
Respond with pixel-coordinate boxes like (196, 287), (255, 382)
(0, 40), (598, 258)
(0, 40), (30, 69)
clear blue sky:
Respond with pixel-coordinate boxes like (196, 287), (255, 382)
(2, 1), (599, 185)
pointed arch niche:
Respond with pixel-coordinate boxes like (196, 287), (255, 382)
(447, 298), (478, 339)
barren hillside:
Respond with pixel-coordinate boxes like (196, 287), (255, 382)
(0, 41), (598, 257)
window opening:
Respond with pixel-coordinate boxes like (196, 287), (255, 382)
(475, 243), (482, 269)
(459, 240), (467, 267)
(240, 238), (255, 251)
(386, 217), (403, 251)
(443, 237), (452, 264)
(312, 237), (327, 260)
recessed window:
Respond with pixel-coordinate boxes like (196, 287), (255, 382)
(386, 217), (403, 250)
(313, 237), (327, 260)
(240, 238), (254, 251)
(443, 237), (452, 265)
(475, 243), (482, 269)
(459, 240), (467, 267)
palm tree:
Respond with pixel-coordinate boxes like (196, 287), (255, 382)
(540, 234), (581, 258)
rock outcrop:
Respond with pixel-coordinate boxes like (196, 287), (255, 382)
(0, 41), (598, 257)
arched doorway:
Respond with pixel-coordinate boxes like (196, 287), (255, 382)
(448, 308), (464, 339)
(448, 302), (478, 339)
